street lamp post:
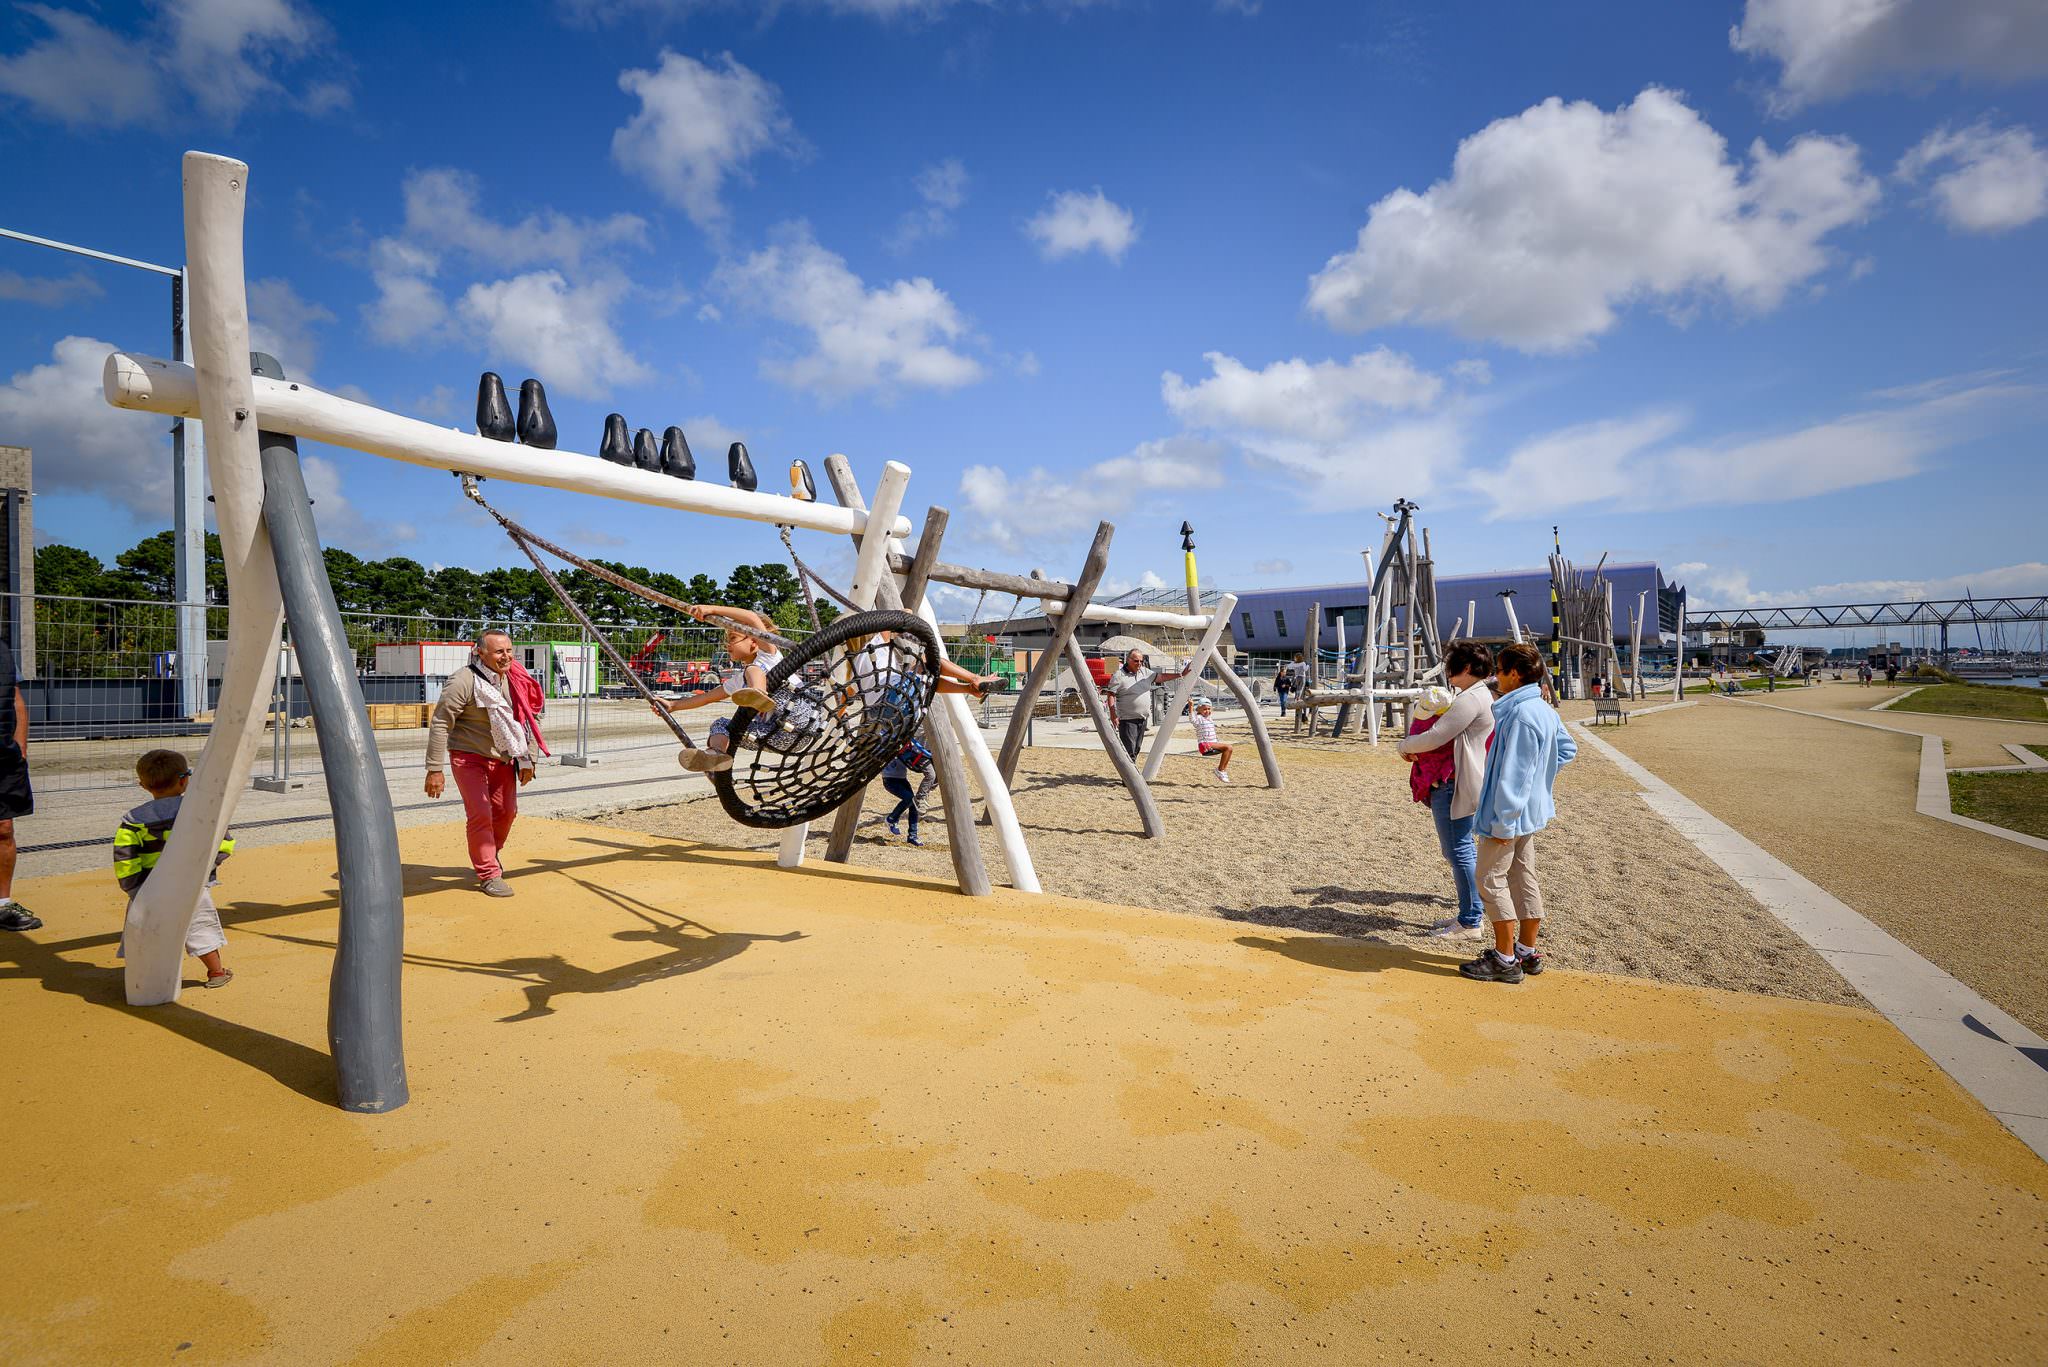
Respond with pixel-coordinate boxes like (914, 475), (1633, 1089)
(1, 227), (209, 718)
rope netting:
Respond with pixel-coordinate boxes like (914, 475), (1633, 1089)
(713, 609), (942, 828)
(458, 476), (941, 829)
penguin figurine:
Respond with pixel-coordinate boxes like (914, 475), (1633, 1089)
(789, 459), (816, 502)
(632, 427), (662, 472)
(600, 413), (633, 465)
(727, 441), (757, 492)
(475, 372), (515, 442)
(660, 426), (695, 480)
(517, 378), (557, 449)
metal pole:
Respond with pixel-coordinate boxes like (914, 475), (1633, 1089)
(172, 270), (210, 720)
(254, 639), (292, 792)
(562, 624), (594, 766)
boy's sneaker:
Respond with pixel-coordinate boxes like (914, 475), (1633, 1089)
(1516, 946), (1546, 976)
(479, 878), (515, 898)
(1213, 768), (1231, 783)
(886, 820), (901, 836)
(0, 903), (41, 931)
(906, 832), (923, 847)
(1425, 918), (1482, 939)
(1458, 950), (1525, 984)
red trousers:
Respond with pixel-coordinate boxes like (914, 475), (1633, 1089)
(450, 750), (519, 881)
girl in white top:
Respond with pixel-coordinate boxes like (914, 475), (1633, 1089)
(1190, 700), (1235, 783)
(651, 604), (783, 773)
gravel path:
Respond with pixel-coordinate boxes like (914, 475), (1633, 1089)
(1603, 697), (2048, 1037)
(594, 728), (1865, 1010)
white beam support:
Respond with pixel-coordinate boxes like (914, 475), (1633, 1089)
(778, 461), (909, 869)
(1140, 593), (1237, 783)
(124, 154), (284, 1006)
(103, 352), (908, 540)
(1042, 602), (1212, 631)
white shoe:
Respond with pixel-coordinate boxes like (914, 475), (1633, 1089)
(1214, 768), (1230, 783)
(1425, 919), (1482, 939)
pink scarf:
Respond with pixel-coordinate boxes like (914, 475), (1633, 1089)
(506, 659), (550, 757)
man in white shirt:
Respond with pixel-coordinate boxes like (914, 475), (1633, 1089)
(1104, 650), (1157, 759)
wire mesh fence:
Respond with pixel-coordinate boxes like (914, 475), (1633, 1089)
(10, 591), (812, 794)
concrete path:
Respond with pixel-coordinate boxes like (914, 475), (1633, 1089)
(5, 818), (2043, 1363)
(1576, 722), (2048, 1162)
(1751, 680), (2048, 768)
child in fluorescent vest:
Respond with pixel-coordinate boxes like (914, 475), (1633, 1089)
(114, 748), (236, 988)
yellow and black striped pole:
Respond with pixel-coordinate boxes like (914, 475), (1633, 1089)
(1549, 524), (1564, 699)
(1180, 521), (1199, 615)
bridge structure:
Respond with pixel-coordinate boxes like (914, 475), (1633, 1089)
(1688, 595), (2048, 655)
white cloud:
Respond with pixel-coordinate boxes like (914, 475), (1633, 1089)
(0, 0), (343, 128)
(1449, 358), (1493, 386)
(1252, 559), (1293, 575)
(1731, 0), (2048, 110)
(1162, 349), (1442, 441)
(1160, 348), (1471, 509)
(300, 453), (413, 551)
(1305, 87), (1880, 353)
(399, 168), (647, 270)
(247, 277), (335, 379)
(0, 335), (172, 521)
(676, 414), (745, 459)
(1897, 122), (2048, 234)
(0, 268), (103, 307)
(361, 169), (655, 397)
(1469, 376), (2039, 520)
(714, 224), (985, 398)
(889, 157), (969, 252)
(1025, 188), (1139, 262)
(959, 436), (1226, 552)
(612, 51), (796, 235)
(457, 272), (655, 400)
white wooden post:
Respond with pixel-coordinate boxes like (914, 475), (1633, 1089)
(124, 154), (286, 1006)
(1140, 594), (1237, 782)
(778, 461), (909, 869)
(1632, 590), (1647, 699)
(1672, 601), (1686, 701)
(1503, 596), (1524, 644)
(1466, 599), (1477, 640)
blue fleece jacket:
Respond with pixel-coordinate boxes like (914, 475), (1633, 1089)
(1471, 683), (1577, 840)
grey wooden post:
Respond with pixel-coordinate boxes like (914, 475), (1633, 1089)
(253, 354), (407, 1113)
(1059, 623), (1163, 838)
(823, 460), (990, 895)
(997, 521), (1114, 783)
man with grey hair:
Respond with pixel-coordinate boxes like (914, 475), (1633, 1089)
(426, 629), (535, 897)
(1105, 648), (1157, 760)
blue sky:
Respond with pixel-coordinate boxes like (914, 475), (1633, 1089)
(2, 0), (2045, 622)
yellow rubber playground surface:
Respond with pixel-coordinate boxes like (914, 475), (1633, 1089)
(5, 818), (2045, 1364)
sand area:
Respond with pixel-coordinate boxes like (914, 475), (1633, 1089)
(598, 723), (1864, 1010)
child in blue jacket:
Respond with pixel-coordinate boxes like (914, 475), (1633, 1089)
(880, 739), (933, 845)
(1461, 643), (1576, 985)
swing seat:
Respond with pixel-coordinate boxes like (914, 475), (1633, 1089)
(711, 609), (944, 828)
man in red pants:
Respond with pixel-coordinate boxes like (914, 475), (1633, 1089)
(425, 630), (536, 896)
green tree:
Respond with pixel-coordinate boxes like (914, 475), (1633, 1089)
(110, 530), (225, 602)
(34, 544), (109, 598)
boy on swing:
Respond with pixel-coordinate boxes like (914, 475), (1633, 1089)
(652, 605), (782, 773)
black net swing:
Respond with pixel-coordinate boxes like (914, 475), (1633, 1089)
(459, 477), (943, 829)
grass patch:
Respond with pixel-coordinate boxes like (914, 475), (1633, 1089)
(1888, 683), (2048, 722)
(1949, 770), (2048, 841)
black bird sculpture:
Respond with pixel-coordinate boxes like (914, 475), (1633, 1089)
(789, 459), (816, 502)
(517, 379), (556, 449)
(476, 372), (515, 442)
(728, 441), (757, 492)
(660, 426), (695, 480)
(632, 427), (662, 472)
(600, 413), (633, 465)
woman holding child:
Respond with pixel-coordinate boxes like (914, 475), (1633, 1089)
(1396, 640), (1496, 939)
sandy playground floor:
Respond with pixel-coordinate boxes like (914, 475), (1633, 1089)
(3, 818), (2044, 1364)
(599, 728), (1867, 1011)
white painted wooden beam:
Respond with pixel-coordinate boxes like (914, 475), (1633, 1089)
(103, 352), (909, 540)
(123, 154), (285, 1006)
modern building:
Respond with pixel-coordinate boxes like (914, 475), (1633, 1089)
(0, 444), (33, 675)
(957, 585), (1239, 661)
(1227, 562), (1687, 663)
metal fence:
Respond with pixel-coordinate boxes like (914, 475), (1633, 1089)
(11, 591), (811, 794)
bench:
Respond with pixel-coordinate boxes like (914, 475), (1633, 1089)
(1593, 697), (1627, 726)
